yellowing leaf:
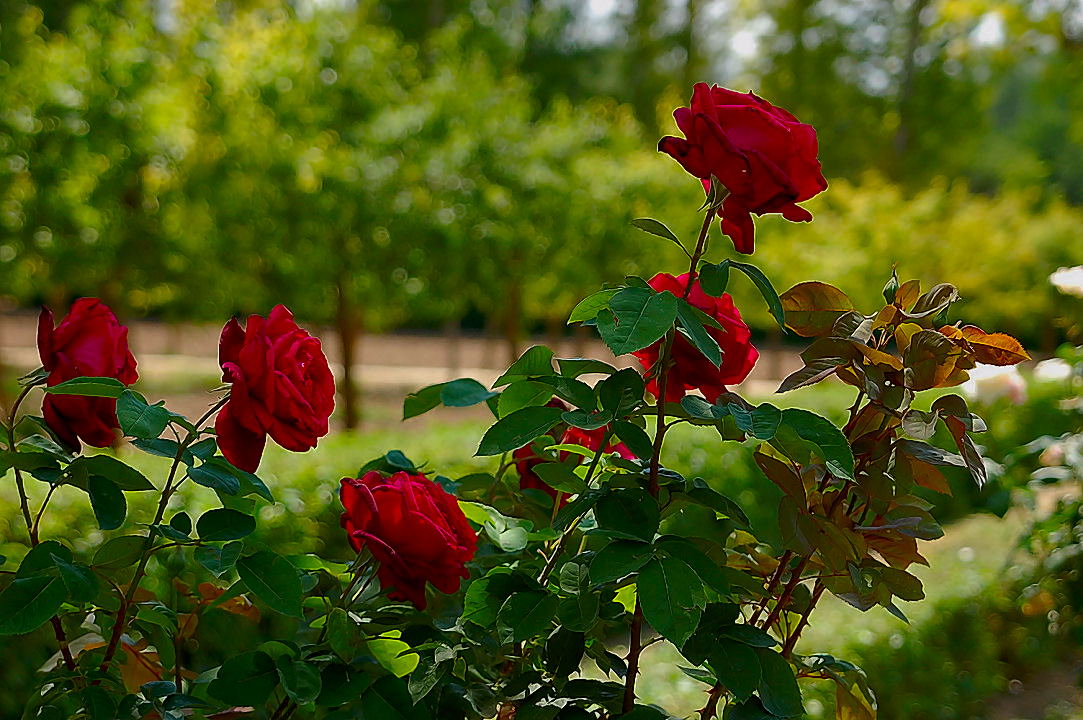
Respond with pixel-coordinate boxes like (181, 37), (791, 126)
(956, 325), (1031, 366)
(894, 280), (921, 310)
(780, 282), (855, 337)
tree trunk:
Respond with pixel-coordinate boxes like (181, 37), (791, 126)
(893, 0), (931, 162)
(335, 278), (362, 430)
(681, 0), (704, 89)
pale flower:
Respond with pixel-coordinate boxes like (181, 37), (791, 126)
(1050, 266), (1083, 298)
(962, 363), (1027, 405)
(1033, 358), (1073, 383)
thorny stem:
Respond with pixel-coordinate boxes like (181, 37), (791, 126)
(625, 207), (714, 713)
(3, 383), (78, 673)
(98, 396), (229, 680)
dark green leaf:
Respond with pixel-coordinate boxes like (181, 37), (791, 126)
(675, 300), (721, 367)
(597, 287), (678, 356)
(595, 489), (659, 542)
(557, 358), (618, 378)
(208, 651), (278, 706)
(709, 639), (761, 702)
(638, 556), (703, 646)
(116, 390), (171, 439)
(189, 463), (241, 495)
(476, 405), (564, 456)
(44, 377), (126, 398)
(730, 261), (787, 330)
(495, 346), (557, 386)
(498, 381), (555, 417)
(276, 656), (322, 705)
(441, 378), (497, 407)
(236, 551), (303, 617)
(497, 591), (558, 642)
(611, 421), (653, 460)
(88, 475), (126, 531)
(774, 409), (855, 480)
(403, 383), (444, 420)
(589, 540), (652, 585)
(632, 218), (688, 255)
(0, 575), (67, 635)
(700, 261), (731, 296)
(362, 676), (426, 720)
(534, 462), (587, 494)
(93, 535), (146, 570)
(756, 649), (803, 717)
(728, 403), (782, 440)
(195, 541), (242, 577)
(196, 508), (255, 542)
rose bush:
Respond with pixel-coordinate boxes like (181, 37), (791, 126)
(0, 84), (1031, 720)
(632, 271), (759, 403)
(37, 298), (138, 450)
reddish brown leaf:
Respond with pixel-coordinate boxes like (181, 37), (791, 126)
(781, 281), (855, 337)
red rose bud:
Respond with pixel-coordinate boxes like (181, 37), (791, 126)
(340, 471), (478, 609)
(37, 298), (138, 451)
(516, 423), (636, 505)
(215, 305), (335, 472)
(659, 83), (827, 254)
(633, 273), (758, 403)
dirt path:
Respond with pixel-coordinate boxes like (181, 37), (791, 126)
(1, 312), (803, 420)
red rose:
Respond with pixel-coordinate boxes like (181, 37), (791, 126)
(215, 305), (335, 472)
(516, 423), (636, 504)
(632, 273), (758, 403)
(659, 83), (827, 254)
(37, 298), (138, 451)
(340, 471), (478, 609)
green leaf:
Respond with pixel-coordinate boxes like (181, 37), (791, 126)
(494, 346), (556, 386)
(276, 656), (322, 704)
(675, 299), (722, 367)
(773, 408), (855, 480)
(597, 287), (678, 356)
(569, 289), (620, 324)
(236, 551), (303, 617)
(116, 390), (171, 439)
(611, 421), (652, 460)
(75, 455), (155, 491)
(631, 218), (688, 255)
(196, 508), (255, 542)
(756, 648), (804, 717)
(656, 538), (730, 595)
(594, 489), (659, 542)
(403, 383), (444, 420)
(498, 381), (555, 417)
(81, 686), (117, 720)
(557, 358), (618, 378)
(700, 261), (731, 296)
(637, 556), (703, 646)
(497, 591), (559, 643)
(728, 403), (782, 440)
(327, 607), (365, 661)
(53, 556), (99, 604)
(709, 639), (761, 702)
(0, 575), (67, 635)
(589, 540), (652, 585)
(195, 541), (242, 577)
(440, 378), (497, 407)
(87, 475), (126, 531)
(208, 651), (278, 706)
(730, 261), (787, 330)
(362, 676), (425, 720)
(189, 462), (241, 495)
(93, 535), (146, 570)
(44, 377), (126, 398)
(534, 462), (588, 494)
(476, 405), (564, 456)
(368, 630), (420, 677)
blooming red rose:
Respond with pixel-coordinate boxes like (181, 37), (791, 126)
(37, 298), (138, 451)
(632, 273), (758, 403)
(340, 471), (478, 609)
(216, 305), (335, 472)
(516, 423), (636, 504)
(659, 83), (827, 254)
